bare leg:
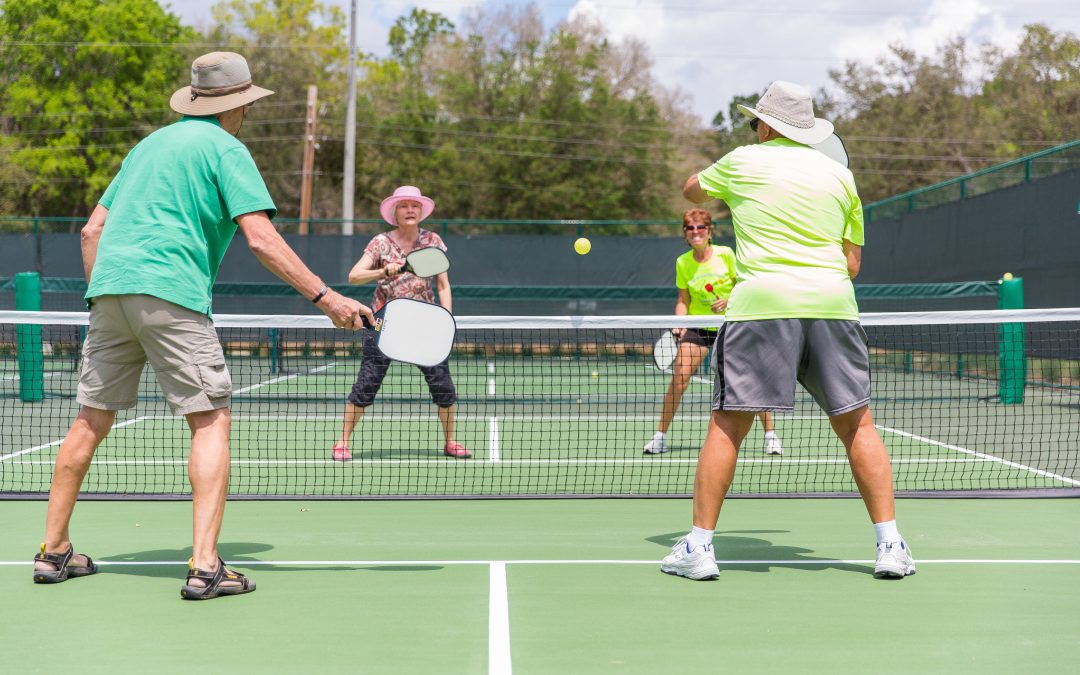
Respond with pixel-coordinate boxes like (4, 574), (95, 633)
(830, 405), (895, 523)
(757, 412), (774, 432)
(657, 343), (708, 433)
(337, 402), (366, 446)
(187, 408), (231, 572)
(438, 405), (455, 444)
(38, 406), (115, 569)
(692, 411), (755, 529)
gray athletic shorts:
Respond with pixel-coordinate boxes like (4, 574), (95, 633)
(78, 294), (231, 415)
(711, 319), (870, 416)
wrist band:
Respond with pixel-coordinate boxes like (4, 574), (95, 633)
(311, 286), (330, 304)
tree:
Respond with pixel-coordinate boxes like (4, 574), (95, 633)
(0, 0), (195, 218)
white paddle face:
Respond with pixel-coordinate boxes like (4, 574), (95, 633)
(813, 133), (849, 168)
(652, 331), (678, 372)
(405, 247), (450, 278)
(373, 298), (456, 367)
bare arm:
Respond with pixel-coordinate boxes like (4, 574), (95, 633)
(81, 204), (108, 283)
(682, 174), (708, 204)
(236, 211), (371, 328)
(348, 252), (401, 284)
(435, 272), (452, 313)
(673, 288), (690, 338)
(843, 239), (862, 279)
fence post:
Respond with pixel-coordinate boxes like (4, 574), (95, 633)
(997, 275), (1025, 404)
(15, 272), (45, 402)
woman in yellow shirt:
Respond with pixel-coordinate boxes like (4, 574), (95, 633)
(644, 209), (782, 455)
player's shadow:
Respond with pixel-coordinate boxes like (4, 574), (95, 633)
(648, 530), (872, 576)
(101, 542), (444, 577)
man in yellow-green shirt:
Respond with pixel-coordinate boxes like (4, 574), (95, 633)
(660, 81), (914, 582)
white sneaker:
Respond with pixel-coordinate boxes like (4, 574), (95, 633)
(764, 436), (783, 455)
(660, 537), (719, 580)
(643, 432), (668, 455)
(874, 540), (916, 578)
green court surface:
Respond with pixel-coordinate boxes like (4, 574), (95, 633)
(1, 498), (1078, 674)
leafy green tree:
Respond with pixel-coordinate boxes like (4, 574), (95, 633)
(0, 0), (195, 218)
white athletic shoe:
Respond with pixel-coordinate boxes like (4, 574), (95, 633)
(874, 540), (916, 578)
(660, 537), (719, 580)
(764, 436), (784, 455)
(643, 432), (668, 455)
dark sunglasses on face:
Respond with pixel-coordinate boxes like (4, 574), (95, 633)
(684, 224), (709, 232)
(749, 118), (759, 132)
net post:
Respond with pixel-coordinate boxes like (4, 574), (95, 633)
(15, 272), (44, 402)
(269, 328), (280, 374)
(997, 275), (1025, 404)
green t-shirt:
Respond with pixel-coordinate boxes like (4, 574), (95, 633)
(696, 137), (864, 321)
(675, 245), (737, 316)
(88, 116), (276, 315)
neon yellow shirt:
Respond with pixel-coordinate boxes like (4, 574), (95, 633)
(696, 138), (864, 321)
(675, 245), (737, 316)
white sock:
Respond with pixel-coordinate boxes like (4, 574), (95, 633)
(764, 431), (778, 440)
(653, 430), (667, 441)
(874, 520), (901, 545)
(686, 526), (714, 548)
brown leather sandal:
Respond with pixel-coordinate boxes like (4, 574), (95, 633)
(180, 557), (256, 600)
(32, 544), (98, 584)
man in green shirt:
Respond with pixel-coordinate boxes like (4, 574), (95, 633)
(661, 81), (915, 582)
(32, 52), (372, 599)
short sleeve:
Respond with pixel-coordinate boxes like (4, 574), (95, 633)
(695, 150), (737, 201)
(363, 234), (389, 265)
(218, 147), (277, 221)
(675, 257), (689, 289)
(426, 231), (448, 252)
(719, 246), (737, 276)
(842, 180), (865, 246)
(99, 158), (129, 208)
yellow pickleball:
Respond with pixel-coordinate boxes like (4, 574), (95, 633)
(1002, 272), (1014, 280)
(574, 237), (591, 255)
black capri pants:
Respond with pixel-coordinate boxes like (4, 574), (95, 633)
(347, 331), (457, 408)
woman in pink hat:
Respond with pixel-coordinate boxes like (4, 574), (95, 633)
(333, 185), (471, 459)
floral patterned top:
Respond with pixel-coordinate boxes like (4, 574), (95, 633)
(363, 229), (448, 312)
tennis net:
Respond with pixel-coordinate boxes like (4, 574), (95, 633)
(2, 309), (1078, 499)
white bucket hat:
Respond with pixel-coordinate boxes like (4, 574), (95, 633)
(169, 52), (274, 116)
(737, 81), (833, 146)
(379, 185), (436, 226)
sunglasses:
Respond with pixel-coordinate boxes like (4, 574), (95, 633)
(749, 118), (760, 132)
(683, 224), (710, 232)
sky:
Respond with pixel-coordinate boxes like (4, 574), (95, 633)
(166, 0), (1080, 125)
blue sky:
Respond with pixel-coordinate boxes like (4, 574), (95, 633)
(166, 0), (1080, 124)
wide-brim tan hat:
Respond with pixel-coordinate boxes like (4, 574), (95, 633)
(737, 80), (833, 146)
(380, 186), (436, 226)
(170, 52), (274, 116)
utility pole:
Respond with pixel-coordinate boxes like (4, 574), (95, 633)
(342, 0), (357, 235)
(298, 85), (318, 235)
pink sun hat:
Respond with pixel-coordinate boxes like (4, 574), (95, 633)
(379, 185), (436, 227)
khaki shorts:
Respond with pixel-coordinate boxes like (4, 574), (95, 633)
(77, 295), (231, 415)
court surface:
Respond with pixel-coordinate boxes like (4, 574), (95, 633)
(1, 498), (1078, 674)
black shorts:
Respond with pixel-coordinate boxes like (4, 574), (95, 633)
(347, 331), (457, 408)
(681, 327), (719, 349)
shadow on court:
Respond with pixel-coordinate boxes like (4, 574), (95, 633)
(100, 542), (445, 577)
(647, 530), (872, 576)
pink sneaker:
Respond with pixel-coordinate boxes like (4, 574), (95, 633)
(332, 443), (352, 461)
(443, 442), (472, 459)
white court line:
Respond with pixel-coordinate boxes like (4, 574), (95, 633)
(879, 425), (1080, 487)
(489, 562), (512, 675)
(489, 418), (500, 462)
(1, 558), (1078, 566)
(0, 416), (147, 462)
(7, 457), (1003, 466)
